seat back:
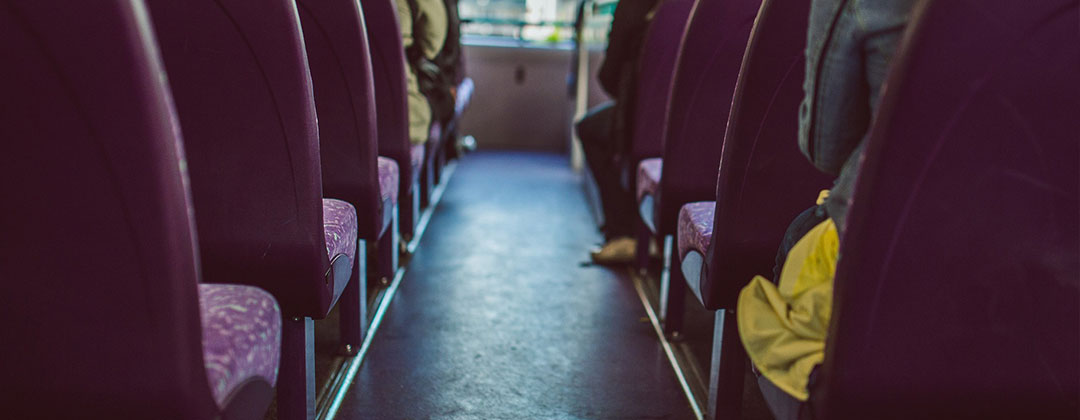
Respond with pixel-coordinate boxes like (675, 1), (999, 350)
(0, 1), (215, 416)
(700, 0), (831, 309)
(626, 0), (696, 183)
(360, 0), (413, 200)
(654, 0), (760, 235)
(819, 0), (1079, 416)
(298, 0), (384, 240)
(144, 0), (332, 317)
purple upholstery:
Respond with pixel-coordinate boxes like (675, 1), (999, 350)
(322, 199), (359, 276)
(625, 0), (695, 185)
(699, 0), (832, 310)
(636, 158), (663, 203)
(0, 2), (277, 417)
(145, 0), (349, 319)
(362, 0), (417, 236)
(456, 77), (475, 117)
(411, 142), (427, 184)
(199, 284), (282, 407)
(298, 0), (387, 242)
(817, 0), (1079, 416)
(677, 202), (714, 260)
(378, 157), (402, 206)
(652, 0), (761, 236)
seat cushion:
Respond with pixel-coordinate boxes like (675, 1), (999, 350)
(677, 201), (715, 261)
(199, 284), (282, 408)
(455, 77), (474, 117)
(323, 198), (358, 267)
(636, 158), (663, 203)
(410, 143), (425, 185)
(428, 121), (442, 148)
(377, 156), (400, 205)
(639, 194), (657, 233)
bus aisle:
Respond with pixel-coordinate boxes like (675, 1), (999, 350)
(336, 151), (695, 419)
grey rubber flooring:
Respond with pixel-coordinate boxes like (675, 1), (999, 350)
(337, 151), (695, 419)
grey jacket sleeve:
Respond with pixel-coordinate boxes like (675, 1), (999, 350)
(798, 0), (916, 230)
(798, 0), (915, 175)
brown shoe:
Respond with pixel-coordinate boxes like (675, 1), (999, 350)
(589, 237), (637, 265)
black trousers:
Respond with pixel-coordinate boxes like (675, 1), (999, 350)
(576, 102), (636, 240)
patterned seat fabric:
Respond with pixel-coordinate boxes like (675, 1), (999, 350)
(678, 201), (715, 260)
(637, 158), (663, 203)
(378, 157), (400, 205)
(323, 198), (358, 268)
(455, 78), (474, 116)
(198, 284), (282, 408)
(410, 142), (425, 185)
(429, 121), (442, 148)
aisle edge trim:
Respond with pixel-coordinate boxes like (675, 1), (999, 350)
(629, 269), (706, 420)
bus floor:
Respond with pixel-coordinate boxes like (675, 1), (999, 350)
(333, 151), (696, 419)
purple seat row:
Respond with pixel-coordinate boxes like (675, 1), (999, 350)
(0, 0), (470, 418)
(627, 0), (827, 416)
(618, 0), (1078, 416)
(360, 0), (471, 243)
(678, 0), (831, 416)
(629, 0), (764, 338)
(1, 1), (292, 418)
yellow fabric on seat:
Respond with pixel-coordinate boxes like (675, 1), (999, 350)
(737, 218), (838, 401)
(816, 189), (829, 206)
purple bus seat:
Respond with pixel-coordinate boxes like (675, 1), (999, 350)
(648, 0), (759, 237)
(379, 157), (402, 207)
(698, 0), (832, 310)
(456, 77), (475, 117)
(199, 284), (283, 409)
(677, 0), (831, 416)
(377, 155), (403, 286)
(628, 0), (699, 246)
(813, 0), (1079, 416)
(297, 0), (400, 352)
(361, 0), (424, 240)
(676, 202), (715, 283)
(636, 158), (664, 232)
(0, 1), (281, 417)
(415, 133), (430, 182)
(626, 0), (694, 266)
(623, 0), (695, 192)
(322, 199), (360, 284)
(640, 0), (762, 337)
(142, 0), (357, 417)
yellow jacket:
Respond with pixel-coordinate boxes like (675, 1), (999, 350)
(396, 0), (447, 145)
(737, 216), (838, 401)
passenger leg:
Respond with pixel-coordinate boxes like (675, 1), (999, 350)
(578, 103), (638, 263)
(578, 103), (626, 237)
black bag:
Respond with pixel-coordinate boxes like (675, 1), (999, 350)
(405, 0), (461, 124)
